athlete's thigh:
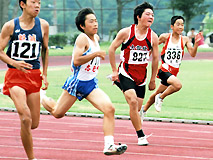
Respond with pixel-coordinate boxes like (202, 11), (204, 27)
(27, 91), (40, 127)
(167, 75), (181, 86)
(9, 86), (30, 116)
(54, 90), (77, 115)
(86, 88), (112, 113)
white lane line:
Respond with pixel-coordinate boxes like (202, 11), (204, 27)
(0, 118), (212, 134)
(0, 145), (211, 160)
(0, 134), (213, 150)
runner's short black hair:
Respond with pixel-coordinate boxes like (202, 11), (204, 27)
(19, 0), (26, 11)
(171, 16), (185, 25)
(134, 2), (153, 24)
(75, 8), (95, 33)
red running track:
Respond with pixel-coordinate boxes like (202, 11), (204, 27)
(0, 111), (213, 160)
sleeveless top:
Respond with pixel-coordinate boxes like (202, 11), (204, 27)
(158, 33), (184, 76)
(161, 33), (184, 69)
(120, 24), (152, 65)
(71, 33), (100, 81)
(119, 24), (152, 85)
(6, 17), (43, 69)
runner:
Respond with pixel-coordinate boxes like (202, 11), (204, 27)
(142, 16), (202, 117)
(108, 2), (159, 146)
(41, 8), (127, 155)
(0, 0), (49, 159)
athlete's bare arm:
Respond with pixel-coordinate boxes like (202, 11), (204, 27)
(184, 32), (202, 57)
(73, 33), (106, 67)
(149, 31), (159, 90)
(0, 20), (32, 72)
(158, 33), (169, 45)
(40, 18), (49, 90)
(108, 27), (130, 81)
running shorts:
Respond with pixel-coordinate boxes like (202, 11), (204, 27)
(62, 76), (98, 101)
(3, 68), (42, 96)
(119, 74), (146, 98)
(157, 63), (179, 86)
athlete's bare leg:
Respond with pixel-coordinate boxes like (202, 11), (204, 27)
(42, 90), (77, 118)
(143, 84), (167, 112)
(160, 75), (182, 99)
(9, 86), (35, 159)
(123, 89), (142, 131)
(86, 88), (115, 136)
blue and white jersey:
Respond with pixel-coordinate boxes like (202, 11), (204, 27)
(71, 33), (100, 81)
(6, 17), (43, 69)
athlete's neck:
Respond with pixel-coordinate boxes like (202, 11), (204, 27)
(172, 32), (180, 39)
(135, 24), (148, 39)
(19, 14), (35, 30)
(85, 32), (96, 42)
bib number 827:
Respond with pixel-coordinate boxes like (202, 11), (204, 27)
(129, 50), (149, 64)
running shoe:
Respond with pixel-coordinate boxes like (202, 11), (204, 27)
(139, 105), (146, 123)
(103, 143), (127, 155)
(155, 93), (163, 112)
(138, 134), (152, 146)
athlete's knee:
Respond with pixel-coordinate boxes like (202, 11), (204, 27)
(128, 97), (138, 110)
(174, 82), (182, 91)
(20, 115), (32, 127)
(31, 121), (39, 129)
(103, 103), (115, 115)
(52, 110), (65, 119)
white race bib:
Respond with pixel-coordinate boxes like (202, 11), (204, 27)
(128, 50), (149, 64)
(164, 49), (182, 67)
(11, 40), (40, 60)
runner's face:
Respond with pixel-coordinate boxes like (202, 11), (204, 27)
(83, 14), (98, 35)
(140, 9), (154, 27)
(23, 0), (41, 17)
(172, 19), (184, 35)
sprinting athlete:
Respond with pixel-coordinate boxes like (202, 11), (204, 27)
(141, 16), (202, 116)
(108, 2), (159, 146)
(41, 8), (127, 155)
(0, 0), (49, 159)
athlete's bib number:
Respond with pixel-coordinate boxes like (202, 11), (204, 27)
(128, 50), (149, 64)
(11, 40), (40, 60)
(165, 49), (182, 66)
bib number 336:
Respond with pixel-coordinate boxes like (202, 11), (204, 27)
(11, 40), (40, 60)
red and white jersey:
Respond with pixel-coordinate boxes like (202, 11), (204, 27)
(161, 34), (184, 68)
(120, 24), (152, 65)
(119, 24), (152, 86)
(159, 34), (184, 76)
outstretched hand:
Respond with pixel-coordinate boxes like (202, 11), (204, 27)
(195, 32), (202, 44)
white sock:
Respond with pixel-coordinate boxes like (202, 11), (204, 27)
(104, 136), (114, 148)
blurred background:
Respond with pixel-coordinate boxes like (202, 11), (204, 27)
(0, 0), (213, 44)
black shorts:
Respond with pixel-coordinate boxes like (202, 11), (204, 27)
(119, 74), (146, 98)
(157, 69), (172, 86)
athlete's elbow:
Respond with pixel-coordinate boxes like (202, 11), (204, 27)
(73, 60), (80, 67)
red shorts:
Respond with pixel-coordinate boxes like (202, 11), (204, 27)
(3, 68), (42, 96)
